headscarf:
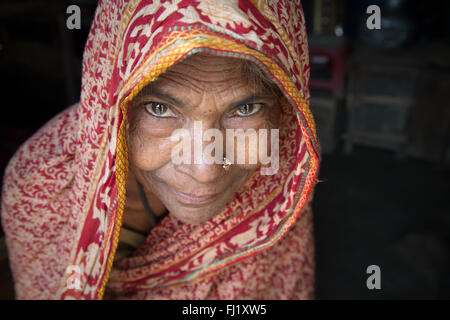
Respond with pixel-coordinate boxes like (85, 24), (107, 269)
(1, 0), (320, 299)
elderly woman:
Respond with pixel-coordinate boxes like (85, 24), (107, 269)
(1, 0), (320, 299)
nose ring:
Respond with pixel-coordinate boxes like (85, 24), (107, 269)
(222, 157), (231, 171)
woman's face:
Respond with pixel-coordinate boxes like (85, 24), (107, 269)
(128, 54), (281, 225)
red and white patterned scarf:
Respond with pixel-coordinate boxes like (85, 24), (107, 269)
(1, 0), (320, 299)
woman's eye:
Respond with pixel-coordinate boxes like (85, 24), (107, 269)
(235, 103), (263, 117)
(143, 102), (176, 118)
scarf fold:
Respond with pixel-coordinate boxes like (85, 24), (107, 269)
(1, 0), (320, 300)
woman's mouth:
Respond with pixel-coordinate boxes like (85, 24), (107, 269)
(169, 186), (219, 206)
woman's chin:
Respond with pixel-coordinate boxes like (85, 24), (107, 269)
(168, 203), (227, 225)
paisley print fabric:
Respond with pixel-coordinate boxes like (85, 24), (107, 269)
(1, 0), (320, 299)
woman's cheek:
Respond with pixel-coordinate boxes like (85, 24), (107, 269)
(129, 132), (175, 171)
(223, 109), (279, 170)
(231, 138), (271, 171)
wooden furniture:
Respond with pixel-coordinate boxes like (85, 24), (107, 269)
(344, 44), (450, 163)
(343, 46), (420, 158)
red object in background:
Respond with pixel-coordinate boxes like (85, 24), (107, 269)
(309, 40), (349, 96)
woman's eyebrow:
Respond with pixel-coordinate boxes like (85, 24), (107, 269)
(138, 90), (275, 109)
(228, 93), (275, 108)
(142, 89), (186, 108)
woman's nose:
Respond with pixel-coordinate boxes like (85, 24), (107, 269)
(176, 160), (224, 184)
(173, 121), (225, 184)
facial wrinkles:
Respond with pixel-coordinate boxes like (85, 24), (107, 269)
(155, 74), (251, 126)
(160, 57), (245, 92)
(125, 55), (285, 225)
(130, 54), (280, 159)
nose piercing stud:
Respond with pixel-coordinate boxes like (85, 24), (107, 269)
(222, 157), (231, 171)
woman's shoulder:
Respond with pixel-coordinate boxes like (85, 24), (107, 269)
(0, 103), (82, 299)
(1, 102), (81, 221)
(4, 104), (79, 177)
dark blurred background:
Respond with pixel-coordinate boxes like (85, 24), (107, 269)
(0, 0), (449, 299)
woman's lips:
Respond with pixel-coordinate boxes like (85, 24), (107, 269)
(169, 186), (219, 206)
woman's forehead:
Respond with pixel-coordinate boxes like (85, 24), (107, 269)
(173, 53), (243, 71)
(157, 54), (248, 90)
(137, 53), (280, 98)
